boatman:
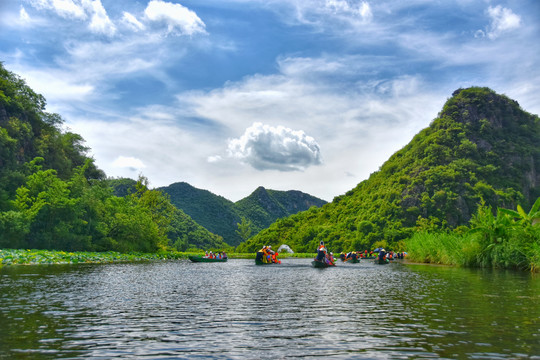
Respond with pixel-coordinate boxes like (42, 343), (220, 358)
(316, 241), (327, 262)
(256, 246), (266, 263)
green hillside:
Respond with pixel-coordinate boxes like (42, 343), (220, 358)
(0, 63), (226, 252)
(238, 87), (540, 253)
(160, 183), (327, 246)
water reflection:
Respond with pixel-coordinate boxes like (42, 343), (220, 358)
(1, 259), (538, 359)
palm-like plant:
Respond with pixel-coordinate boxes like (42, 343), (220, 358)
(498, 197), (540, 226)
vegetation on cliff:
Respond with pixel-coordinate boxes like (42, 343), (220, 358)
(239, 87), (540, 255)
(0, 63), (226, 252)
(160, 182), (326, 246)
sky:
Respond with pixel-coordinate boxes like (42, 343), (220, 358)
(1, 0), (539, 202)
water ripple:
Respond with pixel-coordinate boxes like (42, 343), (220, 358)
(1, 259), (539, 359)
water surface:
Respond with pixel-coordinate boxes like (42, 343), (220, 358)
(1, 258), (538, 359)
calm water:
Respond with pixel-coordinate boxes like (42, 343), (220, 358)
(0, 258), (539, 359)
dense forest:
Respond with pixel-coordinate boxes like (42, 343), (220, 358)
(160, 182), (326, 245)
(238, 87), (540, 254)
(0, 63), (227, 252)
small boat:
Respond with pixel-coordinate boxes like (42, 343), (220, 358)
(255, 259), (280, 265)
(374, 258), (389, 265)
(189, 255), (227, 263)
(347, 258), (360, 263)
(311, 260), (335, 268)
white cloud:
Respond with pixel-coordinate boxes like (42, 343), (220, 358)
(121, 11), (145, 32)
(82, 0), (116, 36)
(207, 155), (222, 163)
(11, 67), (94, 103)
(28, 0), (87, 19)
(325, 0), (372, 22)
(26, 0), (116, 35)
(144, 0), (206, 35)
(112, 156), (146, 170)
(228, 122), (322, 171)
(19, 6), (31, 23)
(486, 5), (521, 39)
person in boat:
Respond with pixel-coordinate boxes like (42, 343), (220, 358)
(316, 241), (327, 262)
(266, 246), (276, 263)
(326, 252), (335, 266)
(351, 251), (358, 261)
(256, 246), (266, 263)
(378, 249), (386, 261)
(271, 251), (281, 264)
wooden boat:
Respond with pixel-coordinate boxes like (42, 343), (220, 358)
(374, 258), (389, 265)
(311, 260), (335, 268)
(189, 255), (227, 263)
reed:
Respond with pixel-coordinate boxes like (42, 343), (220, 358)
(406, 229), (540, 272)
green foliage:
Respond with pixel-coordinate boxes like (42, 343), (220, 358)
(235, 216), (253, 241)
(160, 183), (326, 246)
(406, 199), (540, 271)
(0, 63), (227, 253)
(243, 87), (540, 254)
(0, 248), (190, 265)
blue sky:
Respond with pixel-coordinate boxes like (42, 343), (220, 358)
(1, 0), (539, 201)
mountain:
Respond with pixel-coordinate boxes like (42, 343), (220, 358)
(159, 182), (327, 246)
(158, 182), (240, 245)
(237, 87), (540, 253)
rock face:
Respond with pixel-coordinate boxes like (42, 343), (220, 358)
(160, 182), (327, 246)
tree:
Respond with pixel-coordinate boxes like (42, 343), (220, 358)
(236, 216), (253, 241)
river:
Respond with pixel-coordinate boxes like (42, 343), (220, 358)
(0, 258), (538, 359)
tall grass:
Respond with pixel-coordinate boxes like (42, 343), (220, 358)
(406, 216), (540, 272)
(406, 232), (479, 267)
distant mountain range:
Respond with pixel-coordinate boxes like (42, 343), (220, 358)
(159, 182), (327, 246)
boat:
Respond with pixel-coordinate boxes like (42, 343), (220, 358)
(347, 258), (360, 263)
(189, 255), (227, 263)
(311, 260), (335, 268)
(374, 258), (389, 265)
(255, 259), (279, 265)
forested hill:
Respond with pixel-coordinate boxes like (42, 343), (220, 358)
(237, 87), (540, 253)
(0, 63), (226, 252)
(159, 182), (327, 246)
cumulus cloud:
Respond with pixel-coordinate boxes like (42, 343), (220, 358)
(228, 122), (322, 171)
(112, 156), (146, 171)
(144, 0), (206, 35)
(486, 5), (521, 39)
(83, 0), (116, 36)
(26, 0), (116, 35)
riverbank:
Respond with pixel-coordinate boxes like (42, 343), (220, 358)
(0, 249), (314, 266)
(405, 231), (540, 273)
